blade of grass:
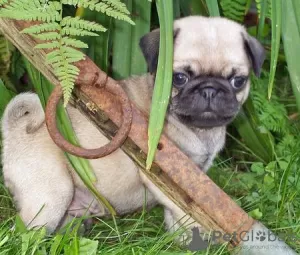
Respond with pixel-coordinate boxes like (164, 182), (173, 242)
(130, 0), (151, 76)
(0, 79), (15, 117)
(23, 59), (116, 216)
(267, 0), (282, 99)
(205, 0), (220, 16)
(282, 0), (300, 113)
(146, 0), (173, 169)
(257, 0), (269, 41)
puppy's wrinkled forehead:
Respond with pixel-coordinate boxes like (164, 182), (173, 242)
(173, 17), (250, 77)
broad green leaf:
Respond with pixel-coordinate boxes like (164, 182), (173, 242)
(78, 238), (98, 255)
(146, 0), (173, 169)
(268, 0), (281, 98)
(0, 79), (15, 117)
(282, 0), (300, 112)
(257, 0), (269, 40)
(205, 0), (220, 16)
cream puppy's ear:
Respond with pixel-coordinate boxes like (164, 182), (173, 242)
(1, 93), (74, 233)
(139, 28), (180, 73)
(243, 33), (266, 77)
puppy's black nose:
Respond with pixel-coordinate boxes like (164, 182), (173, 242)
(199, 87), (217, 99)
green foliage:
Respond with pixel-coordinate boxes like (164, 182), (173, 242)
(255, 0), (272, 19)
(220, 0), (250, 22)
(146, 0), (174, 169)
(251, 74), (289, 135)
(0, 34), (12, 77)
(0, 0), (133, 104)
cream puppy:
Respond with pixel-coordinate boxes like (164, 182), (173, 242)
(1, 16), (265, 238)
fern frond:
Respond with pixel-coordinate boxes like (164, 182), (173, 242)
(22, 23), (60, 34)
(62, 16), (107, 32)
(62, 0), (134, 24)
(0, 0), (133, 104)
(220, 0), (248, 22)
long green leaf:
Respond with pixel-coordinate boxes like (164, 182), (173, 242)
(257, 0), (269, 40)
(0, 79), (15, 117)
(268, 0), (282, 99)
(180, 0), (208, 16)
(146, 0), (173, 169)
(282, 0), (300, 113)
(205, 0), (220, 16)
(112, 0), (151, 79)
(23, 59), (116, 216)
(130, 0), (151, 75)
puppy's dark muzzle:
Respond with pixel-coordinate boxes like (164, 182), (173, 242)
(200, 87), (217, 100)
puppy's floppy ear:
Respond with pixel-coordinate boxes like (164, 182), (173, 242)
(139, 28), (180, 73)
(139, 29), (160, 73)
(243, 33), (266, 77)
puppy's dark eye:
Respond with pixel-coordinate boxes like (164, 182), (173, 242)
(230, 76), (247, 90)
(173, 73), (189, 86)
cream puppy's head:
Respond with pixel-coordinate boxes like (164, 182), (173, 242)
(140, 16), (265, 128)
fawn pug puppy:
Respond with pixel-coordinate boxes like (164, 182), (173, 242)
(1, 16), (265, 236)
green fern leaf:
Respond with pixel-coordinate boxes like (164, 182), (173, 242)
(62, 27), (99, 36)
(62, 16), (107, 32)
(102, 0), (130, 14)
(62, 0), (134, 25)
(35, 41), (60, 49)
(62, 38), (88, 48)
(33, 32), (60, 41)
(220, 0), (249, 22)
(21, 23), (60, 34)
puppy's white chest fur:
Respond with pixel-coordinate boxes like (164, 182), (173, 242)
(165, 116), (226, 171)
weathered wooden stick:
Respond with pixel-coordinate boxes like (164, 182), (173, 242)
(0, 17), (254, 246)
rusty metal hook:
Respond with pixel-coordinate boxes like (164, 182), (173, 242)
(45, 81), (132, 159)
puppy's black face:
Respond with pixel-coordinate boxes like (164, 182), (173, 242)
(170, 72), (248, 128)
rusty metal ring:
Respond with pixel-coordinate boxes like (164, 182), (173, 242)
(45, 84), (132, 159)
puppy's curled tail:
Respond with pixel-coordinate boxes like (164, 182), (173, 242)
(1, 93), (45, 135)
